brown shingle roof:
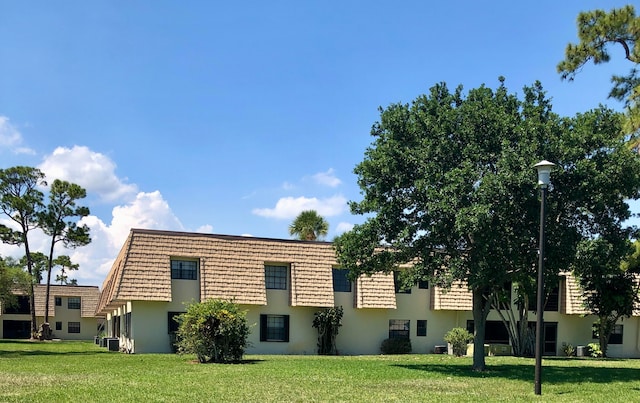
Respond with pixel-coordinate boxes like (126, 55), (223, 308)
(431, 281), (473, 310)
(98, 229), (399, 314)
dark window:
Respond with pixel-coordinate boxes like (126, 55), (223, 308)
(332, 269), (351, 292)
(389, 319), (410, 339)
(124, 312), (132, 338)
(265, 265), (287, 290)
(593, 323), (623, 344)
(393, 272), (411, 294)
(417, 320), (427, 337)
(545, 287), (559, 312)
(466, 320), (509, 344)
(3, 295), (30, 314)
(68, 297), (81, 310)
(55, 321), (62, 331)
(171, 260), (198, 280)
(418, 280), (429, 289)
(112, 315), (120, 337)
(260, 314), (290, 342)
(168, 312), (183, 333)
(68, 322), (81, 333)
(55, 297), (62, 306)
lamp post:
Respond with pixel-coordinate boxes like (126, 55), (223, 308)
(534, 160), (555, 395)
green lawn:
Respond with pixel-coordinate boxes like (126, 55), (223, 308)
(1, 340), (639, 402)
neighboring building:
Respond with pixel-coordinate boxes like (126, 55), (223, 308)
(96, 228), (640, 357)
(1, 284), (102, 340)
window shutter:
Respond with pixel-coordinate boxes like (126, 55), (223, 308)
(260, 314), (267, 341)
(284, 315), (290, 342)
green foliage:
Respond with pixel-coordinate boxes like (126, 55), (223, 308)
(558, 5), (640, 136)
(572, 239), (640, 357)
(380, 337), (412, 354)
(0, 256), (30, 308)
(312, 306), (343, 355)
(562, 342), (576, 357)
(334, 79), (640, 371)
(588, 343), (603, 358)
(175, 299), (250, 363)
(0, 166), (47, 333)
(443, 328), (474, 357)
(289, 210), (329, 241)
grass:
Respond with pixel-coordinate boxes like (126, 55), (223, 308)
(1, 340), (640, 402)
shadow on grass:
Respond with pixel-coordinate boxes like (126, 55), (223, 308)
(396, 359), (640, 385)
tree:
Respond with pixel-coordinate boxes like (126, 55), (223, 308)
(334, 79), (640, 371)
(39, 179), (90, 323)
(175, 299), (250, 363)
(0, 166), (46, 335)
(0, 256), (30, 310)
(289, 210), (329, 241)
(53, 255), (79, 285)
(573, 238), (640, 357)
(557, 5), (640, 141)
(312, 306), (343, 355)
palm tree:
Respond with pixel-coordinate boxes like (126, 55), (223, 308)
(289, 210), (329, 241)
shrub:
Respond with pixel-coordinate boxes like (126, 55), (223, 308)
(443, 327), (474, 357)
(312, 306), (343, 355)
(176, 299), (250, 363)
(562, 342), (576, 357)
(380, 338), (412, 354)
(588, 342), (603, 358)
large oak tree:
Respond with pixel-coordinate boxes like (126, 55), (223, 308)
(334, 79), (640, 371)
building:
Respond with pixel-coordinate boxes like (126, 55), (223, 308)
(96, 228), (640, 357)
(1, 284), (102, 340)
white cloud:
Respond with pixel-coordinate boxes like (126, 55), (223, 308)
(311, 168), (342, 188)
(252, 194), (347, 219)
(0, 116), (35, 154)
(38, 146), (138, 202)
(196, 224), (214, 233)
(335, 222), (355, 235)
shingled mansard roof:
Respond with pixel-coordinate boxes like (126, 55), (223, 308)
(97, 229), (399, 315)
(12, 284), (101, 318)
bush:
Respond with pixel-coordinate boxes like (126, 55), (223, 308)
(175, 299), (250, 363)
(588, 342), (603, 358)
(562, 342), (576, 357)
(380, 338), (412, 354)
(312, 306), (343, 355)
(443, 327), (474, 357)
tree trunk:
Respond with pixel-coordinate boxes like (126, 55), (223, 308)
(472, 288), (491, 371)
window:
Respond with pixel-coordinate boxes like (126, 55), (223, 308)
(467, 320), (509, 344)
(265, 265), (287, 290)
(593, 323), (623, 344)
(393, 271), (411, 294)
(124, 312), (132, 338)
(68, 322), (81, 333)
(418, 280), (429, 289)
(3, 295), (30, 314)
(260, 314), (289, 342)
(332, 269), (351, 292)
(55, 297), (62, 306)
(55, 321), (62, 331)
(171, 259), (198, 280)
(68, 297), (81, 310)
(389, 319), (410, 339)
(545, 287), (559, 312)
(417, 320), (427, 337)
(168, 312), (184, 333)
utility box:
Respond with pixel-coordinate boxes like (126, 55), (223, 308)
(489, 344), (512, 356)
(107, 338), (119, 352)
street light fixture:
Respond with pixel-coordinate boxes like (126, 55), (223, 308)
(533, 160), (555, 396)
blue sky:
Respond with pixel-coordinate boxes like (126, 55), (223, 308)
(0, 1), (636, 286)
